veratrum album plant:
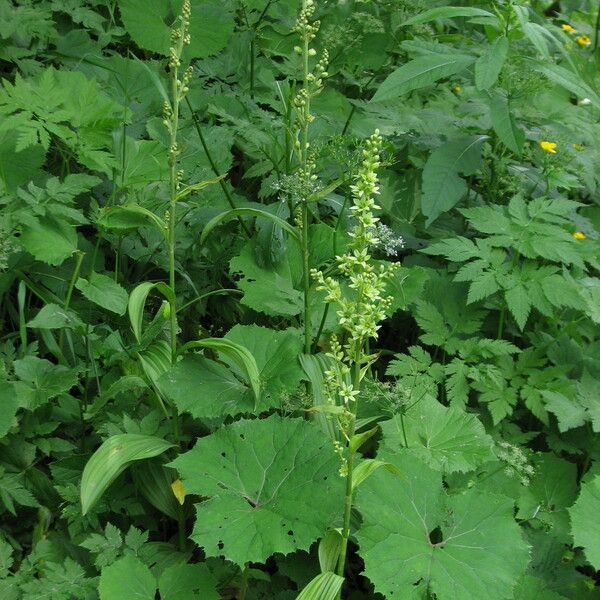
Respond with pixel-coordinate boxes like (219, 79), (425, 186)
(0, 1), (599, 599)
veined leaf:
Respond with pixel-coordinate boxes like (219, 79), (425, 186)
(98, 205), (167, 238)
(200, 207), (300, 245)
(176, 174), (225, 201)
(422, 135), (488, 225)
(476, 36), (509, 91)
(81, 434), (174, 515)
(371, 54), (475, 103)
(179, 337), (261, 406)
(128, 282), (175, 343)
(75, 272), (128, 315)
(295, 572), (344, 600)
(99, 555), (156, 600)
(402, 7), (495, 26)
(318, 530), (342, 574)
(170, 416), (344, 566)
(490, 92), (524, 155)
(569, 475), (600, 570)
(537, 63), (600, 107)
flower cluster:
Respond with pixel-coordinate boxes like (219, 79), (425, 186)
(496, 441), (535, 486)
(312, 131), (399, 414)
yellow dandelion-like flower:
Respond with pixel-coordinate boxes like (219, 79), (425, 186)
(453, 84), (462, 94)
(539, 141), (557, 154)
(561, 24), (575, 33)
(576, 34), (591, 46)
(572, 143), (584, 151)
(573, 231), (586, 240)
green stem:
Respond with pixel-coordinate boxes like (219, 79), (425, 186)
(59, 251), (84, 352)
(238, 563), (250, 600)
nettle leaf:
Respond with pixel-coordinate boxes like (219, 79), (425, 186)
(19, 216), (77, 266)
(0, 383), (18, 438)
(371, 54), (475, 103)
(170, 416), (344, 566)
(356, 453), (529, 600)
(99, 555), (156, 600)
(490, 91), (524, 155)
(475, 36), (508, 91)
(422, 136), (488, 225)
(118, 0), (234, 59)
(381, 395), (493, 473)
(27, 303), (83, 330)
(569, 475), (600, 570)
(75, 272), (128, 315)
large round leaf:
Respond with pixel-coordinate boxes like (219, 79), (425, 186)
(170, 416), (344, 566)
(355, 453), (529, 599)
(118, 0), (234, 59)
(569, 474), (600, 570)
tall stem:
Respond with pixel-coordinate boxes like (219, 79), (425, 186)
(59, 250), (84, 352)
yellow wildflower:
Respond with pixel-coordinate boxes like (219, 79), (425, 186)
(576, 34), (591, 46)
(572, 143), (584, 151)
(572, 231), (586, 240)
(453, 84), (462, 94)
(561, 24), (575, 33)
(539, 141), (557, 154)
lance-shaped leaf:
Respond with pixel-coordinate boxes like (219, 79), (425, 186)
(128, 281), (175, 343)
(81, 434), (174, 515)
(200, 207), (300, 245)
(371, 54), (475, 103)
(296, 572), (344, 600)
(176, 174), (225, 202)
(98, 205), (167, 238)
(170, 416), (344, 566)
(569, 475), (600, 570)
(355, 453), (529, 600)
(380, 395), (493, 473)
(402, 6), (495, 26)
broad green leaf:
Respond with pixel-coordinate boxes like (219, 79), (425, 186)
(422, 136), (487, 225)
(0, 383), (18, 438)
(542, 391), (587, 433)
(128, 282), (175, 343)
(295, 572), (344, 600)
(27, 303), (83, 329)
(381, 395), (493, 473)
(230, 240), (304, 317)
(371, 54), (475, 103)
(537, 63), (600, 107)
(569, 475), (600, 570)
(490, 92), (524, 155)
(158, 354), (248, 418)
(158, 562), (219, 600)
(355, 453), (529, 599)
(81, 434), (174, 515)
(513, 575), (567, 600)
(131, 460), (181, 521)
(475, 36), (508, 90)
(179, 337), (260, 406)
(118, 0), (234, 59)
(170, 416), (344, 566)
(200, 207), (300, 245)
(99, 555), (156, 600)
(97, 205), (167, 237)
(318, 530), (342, 573)
(403, 7), (495, 26)
(75, 272), (128, 315)
(19, 216), (77, 266)
(0, 130), (46, 192)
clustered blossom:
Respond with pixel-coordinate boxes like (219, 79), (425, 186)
(496, 441), (535, 486)
(374, 223), (405, 257)
(312, 131), (399, 415)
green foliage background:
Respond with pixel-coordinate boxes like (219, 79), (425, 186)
(0, 0), (599, 598)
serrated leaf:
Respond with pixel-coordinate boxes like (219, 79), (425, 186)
(19, 216), (77, 266)
(381, 395), (493, 473)
(76, 272), (128, 315)
(505, 284), (531, 330)
(421, 236), (479, 262)
(27, 303), (83, 330)
(99, 555), (156, 600)
(81, 434), (174, 515)
(371, 54), (475, 103)
(468, 271), (500, 303)
(158, 562), (219, 600)
(490, 91), (524, 154)
(355, 453), (529, 600)
(170, 416), (344, 566)
(475, 36), (508, 90)
(542, 391), (587, 433)
(0, 383), (18, 438)
(569, 475), (600, 570)
(422, 136), (487, 225)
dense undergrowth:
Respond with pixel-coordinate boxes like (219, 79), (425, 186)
(1, 0), (600, 598)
